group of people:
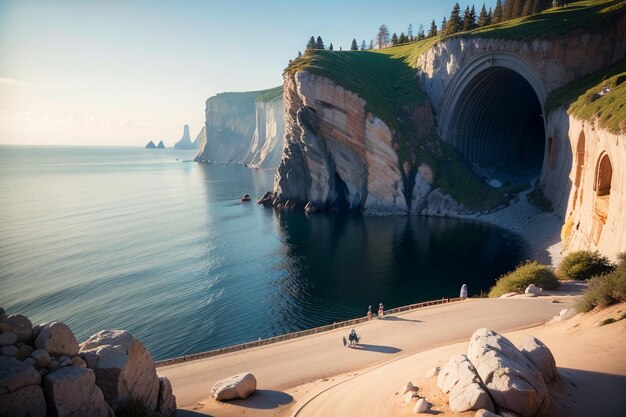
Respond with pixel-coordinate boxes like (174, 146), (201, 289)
(366, 302), (385, 320)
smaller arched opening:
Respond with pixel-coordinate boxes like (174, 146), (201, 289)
(572, 131), (586, 211)
(592, 153), (612, 244)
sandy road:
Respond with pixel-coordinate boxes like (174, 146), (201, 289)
(160, 297), (575, 409)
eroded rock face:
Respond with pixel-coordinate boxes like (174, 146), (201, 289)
(34, 322), (79, 357)
(467, 329), (549, 417)
(274, 70), (423, 215)
(43, 366), (113, 417)
(517, 336), (559, 383)
(0, 356), (46, 417)
(437, 353), (494, 413)
(79, 330), (160, 412)
(211, 372), (257, 401)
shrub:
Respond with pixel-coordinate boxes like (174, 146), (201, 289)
(489, 261), (559, 298)
(116, 398), (149, 417)
(577, 255), (626, 312)
(557, 250), (615, 280)
(527, 186), (553, 212)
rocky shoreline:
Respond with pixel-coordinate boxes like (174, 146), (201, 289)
(0, 308), (176, 417)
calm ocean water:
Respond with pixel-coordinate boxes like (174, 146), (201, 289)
(0, 145), (528, 360)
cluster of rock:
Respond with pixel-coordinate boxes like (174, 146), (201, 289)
(145, 140), (166, 149)
(0, 308), (176, 417)
(433, 328), (558, 417)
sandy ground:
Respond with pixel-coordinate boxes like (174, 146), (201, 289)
(460, 187), (565, 267)
(158, 292), (617, 417)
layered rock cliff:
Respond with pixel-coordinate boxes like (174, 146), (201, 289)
(273, 70), (438, 215)
(195, 87), (284, 168)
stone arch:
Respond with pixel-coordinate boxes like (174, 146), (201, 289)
(439, 53), (548, 183)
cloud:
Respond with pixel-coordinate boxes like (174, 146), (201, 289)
(0, 77), (29, 86)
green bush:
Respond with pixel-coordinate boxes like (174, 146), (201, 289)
(557, 250), (615, 280)
(577, 255), (626, 312)
(116, 398), (149, 417)
(489, 261), (559, 298)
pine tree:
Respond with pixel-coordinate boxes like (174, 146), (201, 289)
(417, 24), (425, 40)
(462, 6), (472, 31)
(306, 36), (315, 51)
(377, 24), (390, 48)
(511, 0), (524, 19)
(315, 36), (325, 50)
(408, 23), (414, 41)
(329, 43), (333, 51)
(493, 0), (503, 23)
(298, 51), (302, 58)
(478, 3), (489, 26)
(441, 17), (448, 36)
(488, 7), (493, 24)
(360, 40), (367, 51)
(446, 3), (462, 35)
(369, 40), (374, 50)
(391, 33), (398, 46)
(522, 0), (533, 15)
(428, 19), (438, 37)
(351, 39), (358, 51)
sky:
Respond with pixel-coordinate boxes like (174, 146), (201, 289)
(0, 0), (497, 147)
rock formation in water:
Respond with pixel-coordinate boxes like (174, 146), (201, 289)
(173, 124), (196, 150)
(194, 86), (285, 168)
(0, 307), (176, 417)
(157, 140), (166, 149)
(146, 140), (157, 149)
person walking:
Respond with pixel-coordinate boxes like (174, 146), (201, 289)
(378, 302), (384, 319)
(367, 305), (372, 320)
(460, 284), (468, 299)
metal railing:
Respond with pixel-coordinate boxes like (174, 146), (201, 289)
(155, 296), (464, 368)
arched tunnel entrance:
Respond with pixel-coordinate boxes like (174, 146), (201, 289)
(447, 66), (546, 185)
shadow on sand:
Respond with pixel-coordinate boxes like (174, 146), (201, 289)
(175, 390), (293, 416)
(352, 344), (401, 354)
(382, 316), (422, 323)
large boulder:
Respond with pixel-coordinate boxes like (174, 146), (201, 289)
(211, 372), (257, 401)
(34, 322), (79, 357)
(79, 330), (160, 412)
(437, 353), (494, 413)
(43, 366), (113, 417)
(0, 314), (33, 343)
(517, 336), (559, 383)
(467, 329), (549, 417)
(155, 375), (177, 417)
(0, 356), (46, 417)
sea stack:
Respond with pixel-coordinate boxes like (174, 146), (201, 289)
(157, 140), (166, 149)
(173, 125), (196, 150)
(145, 140), (157, 149)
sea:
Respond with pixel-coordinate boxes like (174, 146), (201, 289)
(0, 145), (529, 360)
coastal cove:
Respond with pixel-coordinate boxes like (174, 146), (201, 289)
(0, 146), (530, 360)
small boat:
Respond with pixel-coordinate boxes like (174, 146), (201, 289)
(241, 194), (251, 202)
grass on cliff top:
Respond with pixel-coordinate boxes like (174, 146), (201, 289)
(286, 48), (428, 135)
(461, 0), (626, 40)
(256, 85), (283, 103)
(546, 59), (626, 134)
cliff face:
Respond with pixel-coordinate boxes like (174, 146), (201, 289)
(195, 89), (285, 168)
(273, 70), (436, 215)
(543, 108), (626, 261)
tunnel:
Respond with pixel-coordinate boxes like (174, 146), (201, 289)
(446, 66), (546, 184)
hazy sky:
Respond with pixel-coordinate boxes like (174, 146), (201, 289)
(0, 0), (496, 146)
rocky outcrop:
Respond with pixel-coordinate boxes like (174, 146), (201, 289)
(437, 353), (494, 413)
(195, 87), (285, 168)
(145, 140), (157, 149)
(1, 309), (176, 416)
(157, 140), (166, 149)
(211, 372), (257, 401)
(517, 336), (559, 383)
(173, 124), (196, 150)
(0, 356), (46, 417)
(43, 366), (113, 417)
(467, 329), (549, 417)
(273, 70), (442, 214)
(79, 329), (160, 412)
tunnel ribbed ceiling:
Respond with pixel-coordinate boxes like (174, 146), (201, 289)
(448, 67), (545, 178)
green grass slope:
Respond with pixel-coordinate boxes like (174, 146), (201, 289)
(256, 85), (283, 103)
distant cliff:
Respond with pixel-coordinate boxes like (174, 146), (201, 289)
(173, 124), (199, 150)
(195, 86), (284, 168)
